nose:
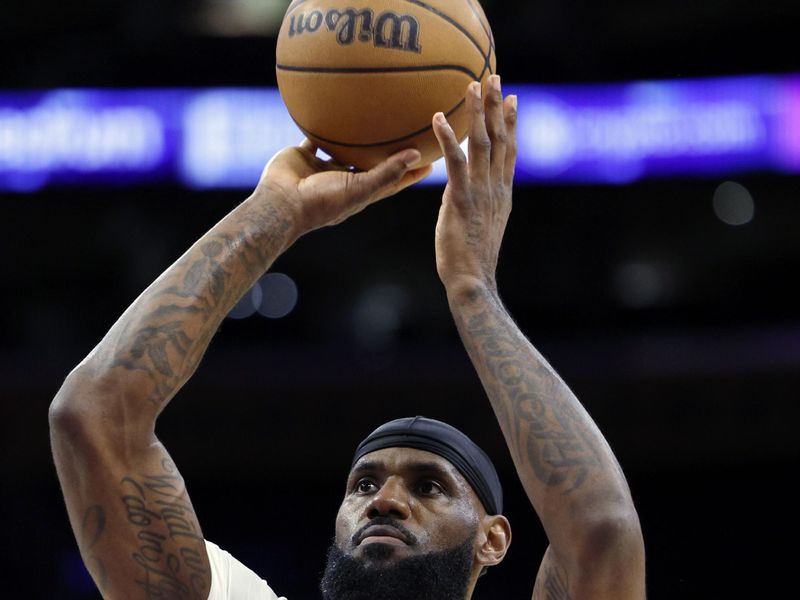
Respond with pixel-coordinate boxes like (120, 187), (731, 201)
(366, 476), (411, 520)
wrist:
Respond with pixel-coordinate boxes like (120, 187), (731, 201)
(248, 183), (306, 249)
(444, 276), (499, 309)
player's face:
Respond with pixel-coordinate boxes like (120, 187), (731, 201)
(334, 447), (483, 566)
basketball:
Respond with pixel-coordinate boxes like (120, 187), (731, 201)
(275, 0), (496, 170)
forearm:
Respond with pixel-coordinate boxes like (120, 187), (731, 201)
(447, 282), (638, 551)
(53, 188), (298, 426)
(433, 78), (644, 597)
(46, 143), (425, 599)
(47, 191), (296, 599)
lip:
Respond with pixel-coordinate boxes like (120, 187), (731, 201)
(356, 525), (410, 546)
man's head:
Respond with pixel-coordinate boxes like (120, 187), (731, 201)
(320, 417), (512, 600)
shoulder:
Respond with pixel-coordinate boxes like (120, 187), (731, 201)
(205, 539), (288, 600)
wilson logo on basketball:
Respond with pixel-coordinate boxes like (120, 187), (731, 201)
(288, 8), (422, 53)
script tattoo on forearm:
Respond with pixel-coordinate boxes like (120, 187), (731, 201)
(457, 291), (601, 493)
(109, 202), (291, 406)
(80, 504), (109, 592)
(120, 458), (209, 598)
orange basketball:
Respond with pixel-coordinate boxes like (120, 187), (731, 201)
(276, 0), (496, 170)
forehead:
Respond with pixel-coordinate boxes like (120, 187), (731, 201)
(349, 447), (464, 482)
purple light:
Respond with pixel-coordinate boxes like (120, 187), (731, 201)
(516, 76), (775, 183)
(0, 89), (183, 191)
(774, 76), (800, 171)
(1, 74), (799, 191)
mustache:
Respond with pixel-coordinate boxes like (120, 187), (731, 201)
(351, 517), (419, 546)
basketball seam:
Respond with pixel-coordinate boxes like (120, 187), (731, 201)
(399, 0), (490, 72)
(278, 1), (493, 150)
(280, 0), (491, 80)
(276, 63), (480, 80)
(463, 0), (495, 51)
(296, 97), (467, 148)
(463, 0), (496, 74)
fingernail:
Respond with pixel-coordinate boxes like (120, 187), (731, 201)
(472, 81), (481, 99)
(511, 95), (518, 110)
(493, 74), (501, 92)
(400, 149), (421, 167)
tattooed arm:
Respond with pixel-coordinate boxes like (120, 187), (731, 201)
(48, 142), (430, 599)
(432, 78), (645, 599)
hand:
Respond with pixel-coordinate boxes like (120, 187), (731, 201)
(256, 140), (432, 239)
(432, 75), (517, 298)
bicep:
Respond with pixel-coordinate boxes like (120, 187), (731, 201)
(532, 547), (573, 600)
(532, 543), (646, 600)
(51, 421), (211, 600)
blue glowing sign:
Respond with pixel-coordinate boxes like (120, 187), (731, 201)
(0, 90), (184, 191)
(515, 76), (779, 183)
(0, 74), (798, 192)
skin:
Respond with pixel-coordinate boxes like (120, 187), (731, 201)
(432, 78), (646, 599)
(336, 447), (511, 598)
(49, 141), (431, 599)
(50, 75), (645, 600)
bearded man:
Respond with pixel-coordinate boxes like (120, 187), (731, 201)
(50, 76), (646, 600)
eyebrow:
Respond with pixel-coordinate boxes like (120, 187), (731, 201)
(350, 460), (456, 481)
(350, 460), (385, 477)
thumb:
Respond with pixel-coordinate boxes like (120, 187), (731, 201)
(351, 149), (423, 204)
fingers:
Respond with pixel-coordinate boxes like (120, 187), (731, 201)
(467, 81), (491, 189)
(299, 138), (317, 153)
(394, 164), (434, 193)
(436, 76), (514, 191)
(298, 138), (356, 174)
(503, 95), (518, 187)
(484, 75), (508, 186)
(432, 112), (468, 194)
(351, 148), (422, 204)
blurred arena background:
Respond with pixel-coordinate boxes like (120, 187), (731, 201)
(2, 0), (798, 597)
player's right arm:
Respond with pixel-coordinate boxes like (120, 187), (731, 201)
(48, 143), (430, 599)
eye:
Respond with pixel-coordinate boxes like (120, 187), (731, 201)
(415, 479), (445, 497)
(354, 478), (378, 494)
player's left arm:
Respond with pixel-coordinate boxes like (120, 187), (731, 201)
(432, 77), (646, 600)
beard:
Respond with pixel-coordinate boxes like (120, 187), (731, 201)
(319, 532), (476, 600)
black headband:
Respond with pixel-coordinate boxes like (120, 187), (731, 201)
(351, 416), (503, 515)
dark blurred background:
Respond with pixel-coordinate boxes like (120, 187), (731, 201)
(2, 0), (799, 598)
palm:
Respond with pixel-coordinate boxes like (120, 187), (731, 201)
(261, 142), (430, 233)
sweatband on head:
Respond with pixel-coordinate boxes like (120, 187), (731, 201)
(352, 416), (503, 515)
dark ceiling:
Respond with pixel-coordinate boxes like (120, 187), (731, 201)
(2, 0), (800, 87)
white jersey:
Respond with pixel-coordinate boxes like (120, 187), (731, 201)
(205, 540), (288, 600)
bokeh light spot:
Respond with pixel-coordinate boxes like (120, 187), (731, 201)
(257, 273), (298, 319)
(227, 282), (263, 320)
(713, 181), (755, 226)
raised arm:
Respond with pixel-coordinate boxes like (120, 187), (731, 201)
(48, 142), (430, 599)
(432, 78), (645, 600)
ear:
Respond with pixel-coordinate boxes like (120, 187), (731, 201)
(476, 514), (512, 568)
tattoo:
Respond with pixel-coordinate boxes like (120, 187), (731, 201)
(459, 291), (601, 493)
(109, 202), (291, 406)
(80, 505), (109, 592)
(466, 214), (483, 248)
(120, 458), (209, 598)
(534, 562), (573, 600)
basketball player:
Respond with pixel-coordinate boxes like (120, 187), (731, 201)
(50, 76), (645, 599)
